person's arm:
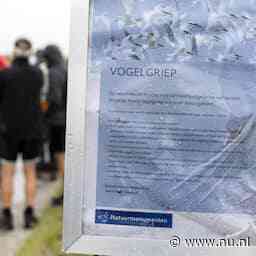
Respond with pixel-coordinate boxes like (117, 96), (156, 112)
(37, 68), (49, 113)
(39, 64), (49, 101)
(48, 69), (63, 108)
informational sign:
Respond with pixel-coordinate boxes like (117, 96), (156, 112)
(64, 0), (256, 255)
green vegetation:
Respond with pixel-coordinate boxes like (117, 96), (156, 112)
(17, 206), (84, 256)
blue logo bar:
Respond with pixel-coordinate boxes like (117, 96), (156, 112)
(95, 209), (173, 228)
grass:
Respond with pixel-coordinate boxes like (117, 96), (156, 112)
(16, 205), (84, 256)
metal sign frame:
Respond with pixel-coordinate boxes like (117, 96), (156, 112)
(63, 0), (89, 252)
(63, 0), (256, 255)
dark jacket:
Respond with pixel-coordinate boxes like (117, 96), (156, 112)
(0, 57), (43, 139)
(44, 46), (67, 127)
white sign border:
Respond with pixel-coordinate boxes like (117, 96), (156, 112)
(63, 0), (89, 251)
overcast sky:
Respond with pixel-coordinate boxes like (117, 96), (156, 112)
(0, 0), (70, 54)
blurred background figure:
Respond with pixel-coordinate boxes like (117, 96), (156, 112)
(0, 1), (69, 255)
(34, 49), (58, 182)
(0, 38), (43, 230)
(43, 45), (67, 206)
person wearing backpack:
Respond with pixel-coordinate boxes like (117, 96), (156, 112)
(43, 45), (67, 206)
(0, 39), (43, 230)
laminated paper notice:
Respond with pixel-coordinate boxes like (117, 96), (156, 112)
(84, 0), (256, 241)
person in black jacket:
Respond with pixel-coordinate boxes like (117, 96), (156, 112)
(0, 39), (43, 230)
(43, 45), (67, 206)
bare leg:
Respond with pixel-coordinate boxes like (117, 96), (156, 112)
(24, 161), (37, 208)
(1, 162), (15, 208)
(51, 153), (64, 207)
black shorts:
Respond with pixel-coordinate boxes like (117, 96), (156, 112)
(50, 126), (66, 153)
(0, 136), (40, 162)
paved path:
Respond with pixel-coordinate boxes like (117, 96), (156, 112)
(0, 158), (59, 256)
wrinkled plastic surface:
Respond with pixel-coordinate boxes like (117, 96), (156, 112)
(84, 0), (256, 244)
